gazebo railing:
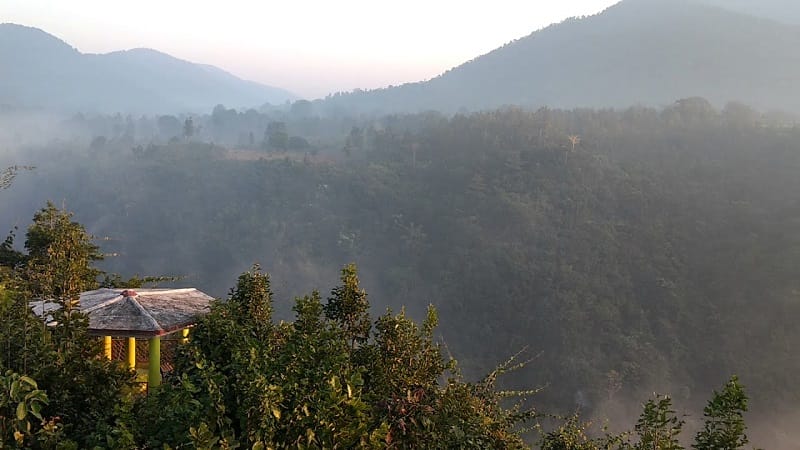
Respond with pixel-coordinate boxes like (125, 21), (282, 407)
(109, 336), (183, 373)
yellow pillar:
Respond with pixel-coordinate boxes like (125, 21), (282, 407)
(148, 337), (161, 387)
(181, 328), (190, 344)
(126, 337), (136, 369)
(103, 336), (112, 360)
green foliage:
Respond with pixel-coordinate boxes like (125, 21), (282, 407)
(133, 374), (206, 449)
(693, 376), (749, 450)
(539, 415), (623, 450)
(98, 273), (183, 289)
(23, 202), (102, 302)
(227, 265), (273, 333)
(538, 380), (756, 450)
(265, 121), (289, 150)
(324, 264), (371, 347)
(2, 104), (783, 447)
(137, 264), (535, 448)
(23, 104), (799, 418)
(0, 203), (135, 448)
(0, 229), (24, 269)
(630, 395), (683, 450)
(0, 370), (62, 448)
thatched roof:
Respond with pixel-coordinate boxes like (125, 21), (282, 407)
(32, 288), (214, 337)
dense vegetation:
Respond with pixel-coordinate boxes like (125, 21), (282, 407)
(320, 0), (800, 114)
(0, 204), (537, 448)
(5, 0), (798, 446)
(0, 202), (754, 448)
(1, 97), (795, 446)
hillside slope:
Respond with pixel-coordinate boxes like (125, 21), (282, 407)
(320, 0), (800, 113)
(698, 0), (800, 25)
(0, 23), (296, 114)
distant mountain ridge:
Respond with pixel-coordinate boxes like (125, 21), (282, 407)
(697, 0), (800, 25)
(0, 23), (296, 114)
(320, 0), (800, 114)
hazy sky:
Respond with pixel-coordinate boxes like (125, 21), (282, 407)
(3, 0), (620, 99)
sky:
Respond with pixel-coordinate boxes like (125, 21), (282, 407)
(2, 0), (620, 99)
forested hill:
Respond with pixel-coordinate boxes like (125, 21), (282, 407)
(319, 0), (800, 114)
(2, 101), (799, 446)
(698, 0), (800, 25)
(0, 23), (296, 114)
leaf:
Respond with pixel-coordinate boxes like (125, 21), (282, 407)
(16, 401), (27, 420)
(272, 407), (281, 420)
(18, 376), (37, 389)
(330, 375), (341, 392)
(30, 401), (42, 420)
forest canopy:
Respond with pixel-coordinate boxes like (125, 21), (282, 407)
(0, 99), (794, 446)
(0, 203), (754, 448)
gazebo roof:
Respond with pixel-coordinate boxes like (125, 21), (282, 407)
(33, 288), (214, 337)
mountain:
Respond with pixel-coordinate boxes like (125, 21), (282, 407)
(0, 23), (297, 114)
(697, 0), (800, 25)
(320, 0), (800, 114)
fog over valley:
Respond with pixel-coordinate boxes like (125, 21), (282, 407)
(2, 0), (799, 448)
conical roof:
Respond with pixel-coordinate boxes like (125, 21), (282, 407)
(33, 288), (214, 337)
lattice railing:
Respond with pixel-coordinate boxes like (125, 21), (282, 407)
(108, 336), (184, 373)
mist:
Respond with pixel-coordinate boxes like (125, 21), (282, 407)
(3, 0), (800, 447)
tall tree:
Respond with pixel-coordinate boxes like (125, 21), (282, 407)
(0, 203), (134, 448)
(324, 263), (371, 348)
(183, 117), (195, 141)
(694, 376), (749, 450)
(266, 121), (289, 151)
(24, 202), (102, 327)
(631, 395), (684, 450)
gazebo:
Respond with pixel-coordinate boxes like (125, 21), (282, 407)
(34, 287), (213, 387)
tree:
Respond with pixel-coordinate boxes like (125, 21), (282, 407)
(290, 99), (313, 118)
(265, 122), (289, 151)
(344, 126), (364, 156)
(0, 203), (135, 448)
(722, 102), (759, 129)
(24, 203), (102, 297)
(138, 264), (536, 449)
(693, 376), (749, 450)
(183, 117), (195, 140)
(631, 395), (684, 450)
(157, 115), (181, 138)
(324, 264), (371, 348)
(540, 414), (623, 450)
(287, 135), (310, 150)
(0, 370), (63, 447)
(89, 135), (107, 152)
(23, 202), (103, 348)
